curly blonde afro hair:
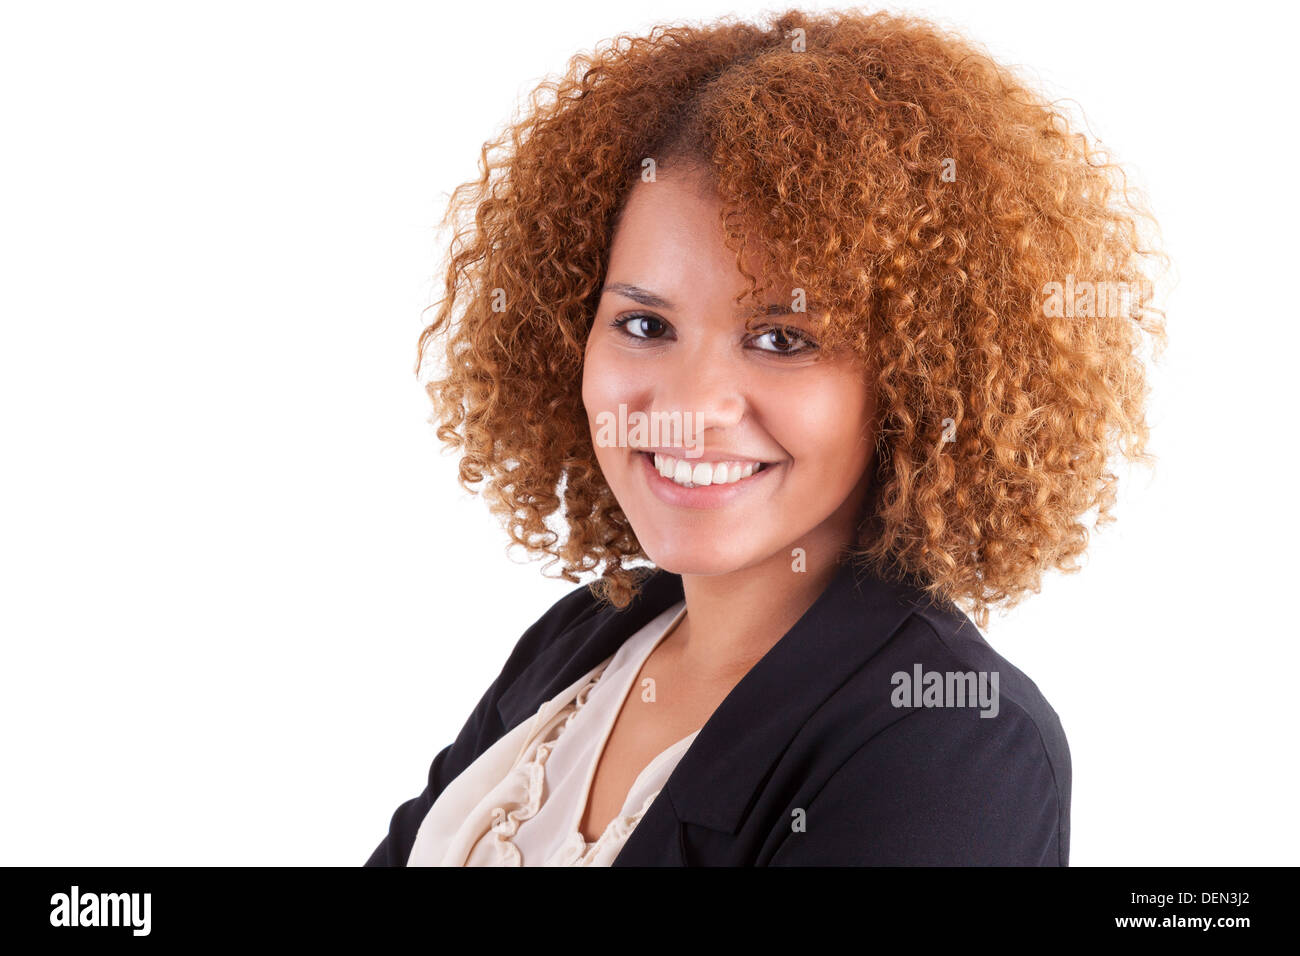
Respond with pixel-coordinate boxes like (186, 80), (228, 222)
(415, 7), (1167, 629)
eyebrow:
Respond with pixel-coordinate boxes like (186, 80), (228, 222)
(601, 282), (802, 317)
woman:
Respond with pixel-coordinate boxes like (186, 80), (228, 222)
(365, 7), (1164, 866)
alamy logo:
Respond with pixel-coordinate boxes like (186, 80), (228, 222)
(592, 403), (703, 457)
(1040, 274), (1150, 320)
(49, 885), (151, 936)
(891, 664), (1000, 718)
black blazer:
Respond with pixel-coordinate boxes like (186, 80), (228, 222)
(364, 558), (1071, 866)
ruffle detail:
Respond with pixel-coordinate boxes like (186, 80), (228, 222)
(480, 667), (606, 865)
(554, 790), (662, 866)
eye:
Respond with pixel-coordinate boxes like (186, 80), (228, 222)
(749, 325), (818, 355)
(610, 313), (671, 340)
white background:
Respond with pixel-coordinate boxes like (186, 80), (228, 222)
(2, 0), (1296, 865)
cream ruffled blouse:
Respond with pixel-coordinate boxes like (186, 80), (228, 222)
(406, 600), (694, 866)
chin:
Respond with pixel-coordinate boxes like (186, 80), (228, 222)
(636, 536), (766, 578)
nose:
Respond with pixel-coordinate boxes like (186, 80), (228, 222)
(648, 337), (747, 441)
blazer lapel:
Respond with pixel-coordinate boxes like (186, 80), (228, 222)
(617, 558), (935, 865)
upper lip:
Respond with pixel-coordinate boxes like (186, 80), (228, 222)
(636, 447), (774, 464)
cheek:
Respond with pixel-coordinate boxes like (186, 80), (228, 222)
(580, 344), (616, 417)
(776, 376), (873, 478)
(582, 341), (649, 414)
(581, 344), (642, 471)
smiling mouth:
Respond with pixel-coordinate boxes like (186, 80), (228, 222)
(642, 451), (773, 489)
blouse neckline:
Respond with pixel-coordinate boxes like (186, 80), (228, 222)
(567, 600), (691, 845)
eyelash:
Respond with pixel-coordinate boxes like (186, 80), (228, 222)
(608, 313), (820, 356)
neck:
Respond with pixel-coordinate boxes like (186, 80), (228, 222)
(670, 475), (870, 683)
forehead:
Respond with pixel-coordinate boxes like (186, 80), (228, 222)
(607, 172), (781, 304)
(612, 172), (723, 247)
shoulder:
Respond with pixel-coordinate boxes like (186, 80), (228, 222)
(363, 577), (604, 867)
(904, 601), (1071, 770)
(772, 600), (1072, 866)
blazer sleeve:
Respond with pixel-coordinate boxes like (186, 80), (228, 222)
(362, 582), (598, 866)
(768, 701), (1068, 866)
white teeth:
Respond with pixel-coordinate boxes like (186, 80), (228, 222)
(650, 452), (766, 489)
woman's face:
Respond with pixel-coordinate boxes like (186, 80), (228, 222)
(582, 167), (878, 577)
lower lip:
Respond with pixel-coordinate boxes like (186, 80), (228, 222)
(637, 451), (779, 510)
